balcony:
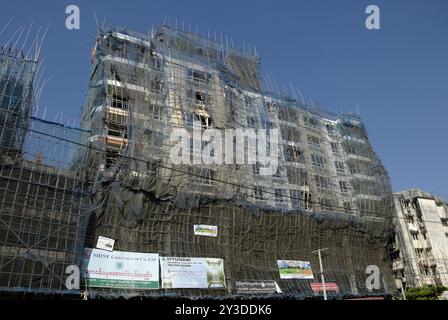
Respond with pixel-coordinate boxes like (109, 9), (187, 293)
(392, 260), (404, 271)
(422, 277), (436, 286)
(195, 101), (208, 115)
(351, 173), (375, 181)
(426, 258), (437, 266)
(353, 193), (382, 201)
(408, 223), (419, 233)
(105, 106), (128, 125)
(105, 79), (146, 94)
(106, 135), (127, 149)
(413, 240), (423, 249)
(345, 153), (372, 162)
(418, 222), (426, 232)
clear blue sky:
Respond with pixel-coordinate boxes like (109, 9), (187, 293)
(1, 0), (447, 199)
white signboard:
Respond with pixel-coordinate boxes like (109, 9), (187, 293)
(194, 224), (218, 237)
(160, 257), (226, 289)
(82, 248), (159, 289)
(96, 236), (115, 251)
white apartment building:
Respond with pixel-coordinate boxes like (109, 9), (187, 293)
(392, 189), (448, 289)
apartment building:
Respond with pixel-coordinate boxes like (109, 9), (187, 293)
(392, 189), (448, 289)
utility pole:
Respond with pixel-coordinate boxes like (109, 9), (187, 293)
(400, 278), (406, 300)
(312, 248), (329, 300)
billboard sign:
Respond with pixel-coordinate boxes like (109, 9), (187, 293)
(277, 260), (314, 280)
(194, 224), (218, 237)
(160, 257), (225, 289)
(235, 280), (282, 294)
(310, 282), (340, 292)
(82, 248), (159, 289)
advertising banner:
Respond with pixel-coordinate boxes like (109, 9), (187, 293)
(310, 282), (340, 292)
(96, 236), (115, 251)
(82, 248), (159, 289)
(277, 260), (314, 280)
(160, 257), (226, 289)
(235, 280), (282, 294)
(194, 224), (218, 237)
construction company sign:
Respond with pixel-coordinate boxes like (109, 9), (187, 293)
(82, 248), (159, 289)
(160, 257), (226, 289)
(194, 224), (218, 237)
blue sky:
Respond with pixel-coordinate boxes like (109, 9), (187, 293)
(1, 0), (447, 199)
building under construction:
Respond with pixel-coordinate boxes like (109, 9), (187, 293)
(0, 25), (396, 299)
(0, 42), (91, 295)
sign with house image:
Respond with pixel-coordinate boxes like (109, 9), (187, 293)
(277, 260), (314, 280)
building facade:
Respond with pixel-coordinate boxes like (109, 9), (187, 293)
(0, 46), (92, 293)
(0, 25), (396, 298)
(392, 189), (448, 290)
(81, 26), (392, 218)
(77, 25), (395, 298)
(0, 48), (36, 154)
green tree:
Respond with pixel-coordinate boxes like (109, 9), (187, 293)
(405, 285), (447, 300)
